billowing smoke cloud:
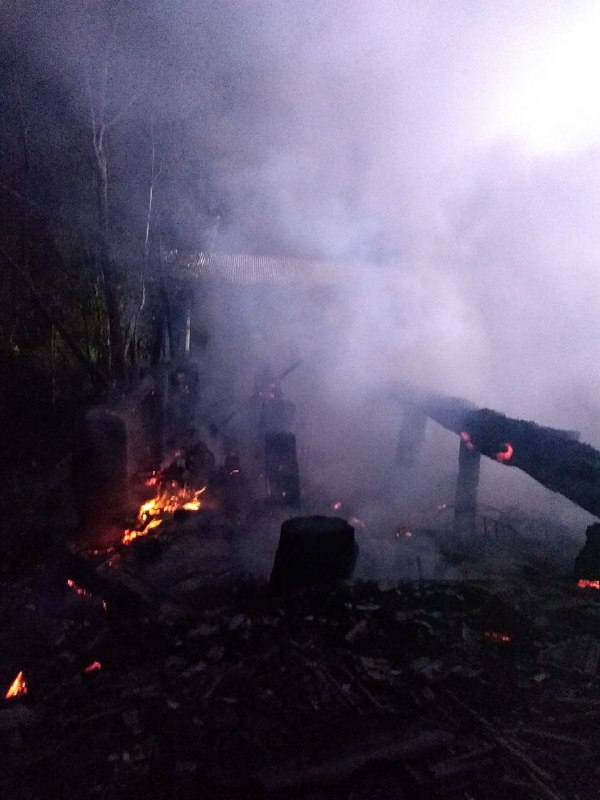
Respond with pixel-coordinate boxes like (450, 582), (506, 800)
(5, 0), (600, 539)
(151, 0), (600, 436)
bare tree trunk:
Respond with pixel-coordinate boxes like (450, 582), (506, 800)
(0, 245), (111, 389)
(127, 118), (159, 372)
(14, 77), (30, 276)
(93, 129), (125, 382)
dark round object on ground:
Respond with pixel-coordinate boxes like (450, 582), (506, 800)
(269, 515), (358, 594)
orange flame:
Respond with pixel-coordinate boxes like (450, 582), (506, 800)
(5, 670), (27, 699)
(496, 442), (514, 463)
(84, 661), (102, 673)
(484, 631), (512, 643)
(122, 485), (206, 545)
(578, 579), (600, 590)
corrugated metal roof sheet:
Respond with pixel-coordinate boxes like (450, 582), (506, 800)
(165, 250), (345, 287)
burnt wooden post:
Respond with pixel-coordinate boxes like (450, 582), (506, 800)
(131, 373), (165, 472)
(265, 432), (300, 505)
(72, 408), (127, 547)
(395, 406), (427, 468)
(454, 439), (480, 537)
(574, 522), (600, 582)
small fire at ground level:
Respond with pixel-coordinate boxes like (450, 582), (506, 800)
(4, 670), (27, 699)
(577, 579), (600, 590)
(122, 484), (206, 545)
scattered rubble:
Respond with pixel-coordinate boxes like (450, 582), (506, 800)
(2, 562), (600, 799)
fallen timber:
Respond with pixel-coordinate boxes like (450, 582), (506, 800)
(397, 384), (600, 519)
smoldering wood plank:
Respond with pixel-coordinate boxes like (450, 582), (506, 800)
(397, 383), (600, 518)
(259, 727), (454, 794)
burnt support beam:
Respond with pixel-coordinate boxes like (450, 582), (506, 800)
(454, 439), (481, 537)
(395, 381), (600, 519)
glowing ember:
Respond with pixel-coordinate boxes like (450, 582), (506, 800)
(67, 578), (91, 598)
(87, 547), (116, 557)
(496, 442), (514, 463)
(460, 431), (474, 450)
(5, 670), (27, 699)
(66, 579), (107, 611)
(349, 516), (366, 529)
(122, 485), (206, 545)
(578, 579), (600, 590)
(84, 661), (102, 672)
(484, 631), (512, 643)
(144, 472), (159, 487)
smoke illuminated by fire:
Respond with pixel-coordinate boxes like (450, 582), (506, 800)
(5, 670), (27, 699)
(122, 484), (206, 545)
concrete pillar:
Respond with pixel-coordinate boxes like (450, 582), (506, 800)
(454, 439), (480, 537)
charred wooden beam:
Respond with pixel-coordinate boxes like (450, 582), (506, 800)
(458, 408), (598, 516)
(396, 383), (600, 518)
(260, 727), (454, 793)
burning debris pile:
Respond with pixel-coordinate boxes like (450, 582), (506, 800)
(122, 482), (207, 545)
(5, 372), (600, 799)
(3, 565), (600, 800)
(4, 671), (27, 700)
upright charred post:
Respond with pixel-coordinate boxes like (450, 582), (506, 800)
(72, 408), (127, 548)
(454, 437), (481, 537)
(574, 522), (600, 587)
(265, 432), (300, 506)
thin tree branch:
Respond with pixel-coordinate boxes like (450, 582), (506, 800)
(104, 89), (144, 132)
(0, 245), (111, 389)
